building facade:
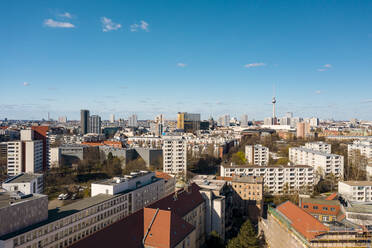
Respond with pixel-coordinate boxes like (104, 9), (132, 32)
(88, 115), (101, 134)
(245, 145), (269, 166)
(163, 136), (187, 175)
(220, 164), (314, 195)
(80, 110), (90, 135)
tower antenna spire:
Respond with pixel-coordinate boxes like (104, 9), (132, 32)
(272, 84), (277, 124)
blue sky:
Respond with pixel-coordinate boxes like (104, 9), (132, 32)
(1, 0), (372, 121)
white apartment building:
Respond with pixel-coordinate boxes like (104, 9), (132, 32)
(2, 173), (44, 194)
(348, 140), (372, 161)
(304, 142), (332, 154)
(5, 141), (23, 176)
(162, 136), (187, 175)
(5, 130), (43, 176)
(128, 114), (138, 127)
(49, 147), (61, 168)
(24, 140), (43, 174)
(338, 181), (372, 203)
(220, 164), (314, 195)
(245, 145), (269, 166)
(289, 147), (344, 179)
(0, 172), (165, 248)
(88, 115), (101, 134)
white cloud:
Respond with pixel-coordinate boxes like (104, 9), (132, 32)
(317, 64), (332, 71)
(130, 20), (149, 32)
(177, 63), (187, 67)
(43, 19), (75, 28)
(59, 12), (72, 19)
(23, 82), (30, 86)
(101, 17), (122, 32)
(244, 62), (266, 68)
(315, 90), (321, 94)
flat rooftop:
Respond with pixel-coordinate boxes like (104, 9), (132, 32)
(301, 197), (339, 206)
(340, 181), (372, 187)
(92, 171), (154, 186)
(232, 175), (263, 183)
(3, 173), (42, 184)
(0, 192), (46, 209)
(291, 147), (341, 157)
(192, 175), (226, 191)
(0, 193), (115, 240)
(222, 163), (313, 169)
(345, 203), (372, 214)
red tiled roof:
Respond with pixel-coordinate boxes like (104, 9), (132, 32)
(216, 176), (232, 181)
(143, 208), (194, 248)
(325, 192), (338, 200)
(276, 201), (329, 240)
(148, 183), (204, 217)
(69, 183), (204, 248)
(155, 171), (174, 180)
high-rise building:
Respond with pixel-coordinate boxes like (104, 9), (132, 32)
(296, 121), (311, 138)
(240, 114), (248, 127)
(309, 117), (319, 127)
(128, 114), (138, 127)
(89, 115), (102, 134)
(5, 130), (43, 176)
(218, 114), (230, 127)
(31, 126), (50, 171)
(177, 112), (201, 132)
(163, 136), (187, 175)
(110, 114), (115, 123)
(80, 109), (90, 134)
(58, 116), (67, 123)
(245, 144), (269, 166)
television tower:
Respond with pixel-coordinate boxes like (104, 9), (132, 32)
(272, 85), (277, 125)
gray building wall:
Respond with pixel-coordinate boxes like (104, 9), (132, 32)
(134, 148), (162, 167)
(0, 194), (48, 238)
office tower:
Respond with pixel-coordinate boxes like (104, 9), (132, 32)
(286, 112), (293, 118)
(80, 109), (90, 134)
(89, 115), (102, 134)
(240, 114), (248, 127)
(218, 114), (230, 127)
(31, 126), (50, 171)
(162, 136), (187, 175)
(309, 117), (319, 127)
(264, 117), (273, 126)
(296, 122), (311, 138)
(110, 114), (115, 123)
(245, 144), (269, 166)
(280, 116), (291, 125)
(58, 116), (67, 123)
(128, 114), (138, 127)
(177, 112), (201, 132)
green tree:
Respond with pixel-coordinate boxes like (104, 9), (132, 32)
(206, 231), (224, 248)
(226, 219), (259, 248)
(231, 151), (247, 165)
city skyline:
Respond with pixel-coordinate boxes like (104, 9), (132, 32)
(1, 0), (372, 120)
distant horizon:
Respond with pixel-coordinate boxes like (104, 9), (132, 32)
(1, 1), (372, 120)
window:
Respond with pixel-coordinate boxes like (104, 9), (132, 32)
(313, 206), (318, 210)
(330, 207), (335, 211)
(303, 205), (309, 209)
(322, 207), (328, 211)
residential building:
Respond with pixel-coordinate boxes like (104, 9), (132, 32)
(309, 117), (319, 127)
(220, 163), (314, 195)
(218, 115), (230, 127)
(88, 115), (101, 134)
(80, 109), (90, 135)
(68, 183), (206, 248)
(0, 193), (48, 239)
(348, 140), (372, 166)
(231, 175), (263, 221)
(155, 171), (176, 196)
(299, 197), (340, 223)
(177, 112), (201, 132)
(163, 136), (187, 175)
(289, 147), (344, 179)
(296, 121), (310, 138)
(260, 201), (371, 248)
(192, 175), (228, 239)
(338, 181), (372, 203)
(58, 116), (67, 123)
(109, 114), (115, 123)
(2, 173), (44, 194)
(304, 141), (331, 153)
(5, 130), (43, 176)
(245, 144), (269, 166)
(49, 147), (61, 168)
